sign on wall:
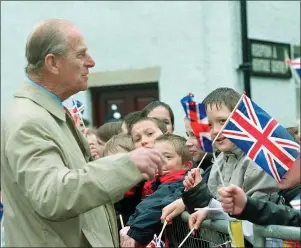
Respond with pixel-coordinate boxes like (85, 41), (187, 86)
(249, 39), (292, 78)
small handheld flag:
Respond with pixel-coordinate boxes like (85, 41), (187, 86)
(181, 93), (213, 152)
(221, 93), (300, 182)
(72, 99), (85, 116)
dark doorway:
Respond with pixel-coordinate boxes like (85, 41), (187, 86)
(90, 82), (159, 127)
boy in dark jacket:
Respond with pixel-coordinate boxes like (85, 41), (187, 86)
(120, 134), (193, 248)
(218, 156), (300, 227)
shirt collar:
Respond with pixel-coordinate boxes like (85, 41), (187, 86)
(26, 77), (63, 108)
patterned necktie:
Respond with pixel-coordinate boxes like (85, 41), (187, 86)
(63, 106), (91, 161)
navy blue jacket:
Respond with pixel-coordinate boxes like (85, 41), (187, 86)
(127, 179), (184, 245)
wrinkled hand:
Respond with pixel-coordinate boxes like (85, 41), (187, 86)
(188, 209), (208, 234)
(161, 198), (185, 224)
(122, 237), (136, 248)
(129, 148), (165, 180)
(218, 184), (247, 215)
(183, 168), (202, 191)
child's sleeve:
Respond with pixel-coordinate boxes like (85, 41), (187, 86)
(242, 160), (279, 198)
(233, 196), (300, 227)
(181, 181), (214, 213)
(126, 181), (183, 245)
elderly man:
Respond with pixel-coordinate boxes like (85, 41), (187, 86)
(1, 19), (165, 247)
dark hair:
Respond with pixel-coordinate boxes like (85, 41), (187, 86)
(96, 121), (122, 142)
(155, 134), (192, 164)
(130, 117), (167, 135)
(202, 87), (241, 112)
(123, 111), (142, 134)
(141, 101), (174, 129)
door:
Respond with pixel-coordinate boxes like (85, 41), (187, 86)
(90, 82), (159, 127)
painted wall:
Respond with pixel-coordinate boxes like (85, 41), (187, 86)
(1, 1), (299, 136)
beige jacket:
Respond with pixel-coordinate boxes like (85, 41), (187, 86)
(1, 81), (143, 247)
(208, 147), (279, 198)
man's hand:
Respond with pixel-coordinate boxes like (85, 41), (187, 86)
(121, 237), (136, 248)
(218, 184), (247, 215)
(129, 148), (165, 180)
(161, 199), (185, 224)
(188, 209), (208, 233)
(183, 168), (202, 191)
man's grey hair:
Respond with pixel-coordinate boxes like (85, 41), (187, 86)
(25, 19), (72, 76)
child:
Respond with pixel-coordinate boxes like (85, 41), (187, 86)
(102, 133), (135, 156)
(121, 134), (192, 248)
(142, 101), (175, 133)
(184, 116), (213, 182)
(121, 111), (142, 134)
(85, 127), (103, 159)
(130, 117), (167, 148)
(161, 87), (279, 226)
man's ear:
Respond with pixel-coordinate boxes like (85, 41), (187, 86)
(44, 53), (60, 75)
(185, 161), (193, 169)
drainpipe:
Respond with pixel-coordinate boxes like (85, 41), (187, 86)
(239, 0), (252, 98)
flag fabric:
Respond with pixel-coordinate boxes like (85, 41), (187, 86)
(72, 99), (85, 116)
(290, 193), (300, 211)
(221, 94), (300, 182)
(146, 234), (165, 248)
(181, 93), (213, 152)
(286, 57), (300, 79)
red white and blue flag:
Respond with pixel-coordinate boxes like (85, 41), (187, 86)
(181, 93), (213, 152)
(221, 94), (300, 182)
(146, 234), (165, 248)
(72, 99), (85, 116)
(290, 193), (300, 211)
(286, 57), (300, 79)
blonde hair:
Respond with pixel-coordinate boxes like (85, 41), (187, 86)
(96, 121), (122, 142)
(103, 133), (135, 156)
(155, 133), (192, 164)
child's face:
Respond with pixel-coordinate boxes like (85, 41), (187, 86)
(207, 103), (235, 152)
(154, 141), (187, 175)
(87, 134), (105, 156)
(147, 106), (173, 133)
(184, 119), (205, 162)
(131, 120), (164, 148)
(278, 157), (300, 189)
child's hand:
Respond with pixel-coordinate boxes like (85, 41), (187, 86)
(188, 209), (208, 233)
(161, 198), (185, 224)
(89, 142), (100, 160)
(183, 168), (202, 191)
(121, 234), (136, 248)
(120, 226), (131, 246)
(218, 184), (247, 215)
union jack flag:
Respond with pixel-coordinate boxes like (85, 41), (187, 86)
(221, 94), (300, 182)
(72, 99), (85, 116)
(290, 193), (300, 211)
(146, 234), (165, 248)
(181, 93), (213, 152)
(286, 57), (300, 79)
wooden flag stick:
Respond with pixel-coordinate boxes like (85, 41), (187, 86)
(178, 228), (195, 248)
(157, 220), (167, 243)
(197, 152), (208, 168)
(119, 214), (125, 229)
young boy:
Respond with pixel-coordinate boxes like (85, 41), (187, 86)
(130, 117), (168, 148)
(161, 87), (279, 227)
(121, 134), (192, 248)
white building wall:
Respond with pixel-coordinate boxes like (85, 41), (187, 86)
(247, 1), (300, 127)
(1, 1), (299, 136)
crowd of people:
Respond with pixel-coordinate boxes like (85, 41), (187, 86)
(1, 19), (300, 247)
